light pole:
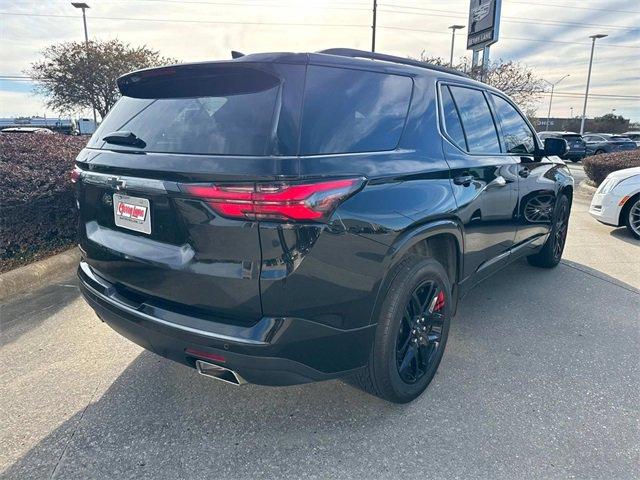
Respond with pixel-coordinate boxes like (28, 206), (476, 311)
(544, 74), (570, 131)
(371, 0), (377, 53)
(570, 106), (574, 118)
(448, 25), (465, 68)
(580, 34), (608, 135)
(71, 2), (97, 126)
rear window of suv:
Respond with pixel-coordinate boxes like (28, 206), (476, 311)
(89, 93), (280, 156)
(88, 67), (282, 156)
(300, 66), (413, 155)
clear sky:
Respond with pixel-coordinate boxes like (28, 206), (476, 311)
(1, 0), (639, 121)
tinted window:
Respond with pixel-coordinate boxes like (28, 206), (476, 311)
(89, 73), (281, 155)
(300, 66), (412, 154)
(440, 86), (467, 150)
(491, 94), (536, 154)
(448, 86), (500, 154)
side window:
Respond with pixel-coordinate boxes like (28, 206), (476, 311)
(448, 86), (501, 154)
(300, 66), (413, 155)
(491, 94), (536, 154)
(440, 85), (467, 150)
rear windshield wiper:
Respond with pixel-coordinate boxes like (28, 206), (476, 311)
(103, 131), (147, 148)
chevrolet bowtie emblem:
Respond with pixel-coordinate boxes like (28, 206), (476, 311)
(108, 177), (126, 191)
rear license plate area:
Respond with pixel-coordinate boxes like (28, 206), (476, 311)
(113, 194), (151, 234)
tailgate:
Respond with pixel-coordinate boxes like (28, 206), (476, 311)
(77, 162), (263, 323)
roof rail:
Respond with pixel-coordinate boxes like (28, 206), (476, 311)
(318, 48), (468, 78)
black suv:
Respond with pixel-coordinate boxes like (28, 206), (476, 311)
(75, 49), (573, 403)
(537, 131), (586, 162)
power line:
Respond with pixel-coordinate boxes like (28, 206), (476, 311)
(507, 1), (640, 15)
(384, 1), (640, 15)
(379, 5), (637, 31)
(3, 10), (637, 50)
(106, 0), (372, 10)
(0, 11), (368, 28)
(377, 25), (639, 49)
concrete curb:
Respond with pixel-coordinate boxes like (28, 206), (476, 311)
(0, 247), (80, 302)
(577, 180), (597, 197)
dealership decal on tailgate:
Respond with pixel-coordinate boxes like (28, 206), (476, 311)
(113, 194), (151, 234)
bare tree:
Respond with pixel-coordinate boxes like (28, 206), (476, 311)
(28, 39), (177, 119)
(416, 52), (545, 113)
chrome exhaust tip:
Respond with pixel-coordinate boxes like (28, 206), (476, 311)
(195, 360), (246, 386)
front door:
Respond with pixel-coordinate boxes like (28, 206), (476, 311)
(487, 93), (558, 253)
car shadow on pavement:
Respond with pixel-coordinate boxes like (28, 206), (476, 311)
(0, 273), (79, 347)
(3, 258), (640, 479)
(609, 226), (640, 246)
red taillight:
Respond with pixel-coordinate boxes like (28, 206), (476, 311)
(180, 178), (364, 222)
(71, 166), (82, 184)
(185, 348), (226, 364)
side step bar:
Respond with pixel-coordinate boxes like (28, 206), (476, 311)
(195, 360), (246, 386)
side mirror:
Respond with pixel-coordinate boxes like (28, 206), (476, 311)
(543, 137), (568, 157)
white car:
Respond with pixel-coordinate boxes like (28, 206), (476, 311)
(589, 167), (640, 239)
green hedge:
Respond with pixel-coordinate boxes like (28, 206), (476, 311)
(0, 133), (87, 272)
(583, 150), (640, 186)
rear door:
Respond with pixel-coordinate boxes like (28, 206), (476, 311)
(76, 62), (305, 323)
(439, 84), (519, 284)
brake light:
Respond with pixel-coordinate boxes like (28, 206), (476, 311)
(185, 348), (226, 363)
(71, 166), (82, 184)
(181, 178), (364, 222)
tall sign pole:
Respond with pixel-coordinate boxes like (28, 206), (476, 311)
(467, 0), (501, 81)
(371, 0), (377, 53)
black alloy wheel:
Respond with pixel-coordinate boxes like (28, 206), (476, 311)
(552, 197), (569, 262)
(527, 194), (570, 268)
(349, 256), (451, 403)
(396, 281), (446, 384)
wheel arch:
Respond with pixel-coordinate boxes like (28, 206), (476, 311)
(619, 191), (640, 227)
(368, 219), (464, 325)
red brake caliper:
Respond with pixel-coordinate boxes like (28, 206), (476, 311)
(434, 290), (445, 312)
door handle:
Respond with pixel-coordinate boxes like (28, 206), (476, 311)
(453, 175), (474, 186)
(487, 175), (507, 188)
(519, 168), (530, 178)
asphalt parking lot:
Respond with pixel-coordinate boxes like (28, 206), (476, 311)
(2, 169), (639, 480)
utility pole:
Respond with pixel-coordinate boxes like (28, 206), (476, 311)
(371, 0), (377, 53)
(544, 74), (569, 131)
(580, 34), (607, 135)
(71, 2), (97, 126)
(448, 25), (465, 67)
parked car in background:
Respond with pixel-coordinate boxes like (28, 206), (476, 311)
(74, 48), (574, 403)
(583, 133), (637, 155)
(538, 131), (586, 162)
(1, 127), (54, 134)
(589, 167), (640, 239)
(622, 131), (640, 147)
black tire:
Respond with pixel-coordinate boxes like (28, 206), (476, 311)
(527, 194), (570, 268)
(350, 255), (451, 403)
(570, 159), (581, 163)
(595, 149), (606, 155)
(622, 195), (640, 240)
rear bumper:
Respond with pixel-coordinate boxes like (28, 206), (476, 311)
(78, 261), (374, 386)
(561, 150), (586, 161)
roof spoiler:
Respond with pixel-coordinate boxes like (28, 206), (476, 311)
(231, 51), (245, 59)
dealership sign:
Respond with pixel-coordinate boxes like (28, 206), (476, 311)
(467, 0), (502, 49)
